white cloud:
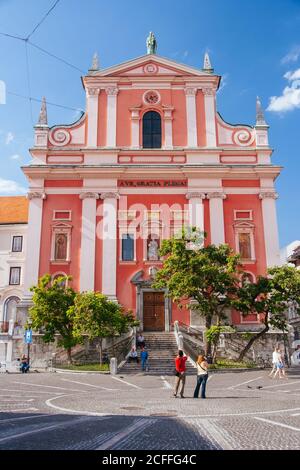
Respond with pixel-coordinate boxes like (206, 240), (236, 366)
(0, 178), (27, 195)
(10, 154), (21, 160)
(267, 68), (300, 112)
(5, 131), (14, 145)
(281, 45), (300, 64)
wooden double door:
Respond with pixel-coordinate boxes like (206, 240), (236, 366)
(143, 292), (165, 331)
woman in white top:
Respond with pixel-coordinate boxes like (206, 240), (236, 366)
(269, 347), (281, 377)
(193, 355), (209, 399)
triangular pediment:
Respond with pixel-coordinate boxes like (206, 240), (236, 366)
(88, 54), (213, 78)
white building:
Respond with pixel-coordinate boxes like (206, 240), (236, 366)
(0, 196), (28, 363)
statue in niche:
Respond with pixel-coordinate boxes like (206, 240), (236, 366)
(148, 238), (159, 260)
(55, 234), (67, 260)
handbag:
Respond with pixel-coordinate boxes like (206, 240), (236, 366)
(174, 369), (180, 377)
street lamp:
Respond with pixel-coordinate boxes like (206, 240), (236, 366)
(26, 318), (33, 367)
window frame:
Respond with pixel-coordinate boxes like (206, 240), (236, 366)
(9, 267), (21, 285)
(11, 235), (23, 253)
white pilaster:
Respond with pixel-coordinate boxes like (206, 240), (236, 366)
(86, 87), (100, 147)
(23, 192), (46, 297)
(186, 192), (206, 232)
(185, 87), (198, 147)
(106, 87), (119, 147)
(207, 192), (226, 245)
(101, 192), (119, 300)
(130, 107), (140, 149)
(163, 107), (174, 149)
(259, 192), (280, 267)
(79, 192), (99, 291)
(202, 87), (217, 147)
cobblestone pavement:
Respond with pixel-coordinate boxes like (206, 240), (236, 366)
(0, 368), (300, 450)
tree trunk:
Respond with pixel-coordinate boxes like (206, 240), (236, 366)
(204, 316), (213, 356)
(238, 323), (269, 361)
(67, 347), (72, 364)
(99, 339), (103, 366)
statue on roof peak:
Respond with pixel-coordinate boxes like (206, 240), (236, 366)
(146, 32), (157, 55)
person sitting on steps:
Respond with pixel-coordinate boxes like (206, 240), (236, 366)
(128, 346), (139, 363)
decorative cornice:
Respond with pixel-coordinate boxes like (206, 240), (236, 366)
(100, 192), (120, 200)
(105, 87), (119, 96)
(186, 192), (206, 200)
(206, 192), (227, 199)
(27, 191), (47, 200)
(79, 192), (100, 200)
(259, 192), (278, 200)
(185, 87), (198, 96)
(87, 87), (100, 96)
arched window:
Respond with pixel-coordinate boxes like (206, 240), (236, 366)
(143, 111), (161, 148)
(3, 296), (20, 323)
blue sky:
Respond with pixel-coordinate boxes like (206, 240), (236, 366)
(0, 0), (300, 247)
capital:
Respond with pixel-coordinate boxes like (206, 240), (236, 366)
(201, 87), (215, 96)
(27, 191), (47, 200)
(185, 87), (198, 96)
(206, 192), (227, 200)
(105, 87), (119, 96)
(259, 192), (278, 200)
(100, 192), (120, 200)
(87, 87), (100, 97)
(79, 192), (100, 200)
(186, 192), (206, 200)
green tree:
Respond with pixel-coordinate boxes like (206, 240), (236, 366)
(205, 325), (235, 363)
(69, 292), (137, 365)
(234, 265), (300, 361)
(153, 228), (243, 356)
(29, 274), (78, 363)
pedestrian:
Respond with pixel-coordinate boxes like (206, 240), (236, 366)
(173, 350), (188, 398)
(193, 355), (209, 399)
(140, 346), (149, 371)
(269, 346), (281, 377)
(273, 348), (285, 379)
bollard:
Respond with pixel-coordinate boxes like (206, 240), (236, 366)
(110, 357), (117, 375)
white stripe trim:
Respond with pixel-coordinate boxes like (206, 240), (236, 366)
(254, 416), (300, 432)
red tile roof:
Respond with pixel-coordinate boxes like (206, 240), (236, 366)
(0, 196), (28, 224)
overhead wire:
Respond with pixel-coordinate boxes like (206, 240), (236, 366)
(26, 0), (60, 41)
(0, 0), (86, 121)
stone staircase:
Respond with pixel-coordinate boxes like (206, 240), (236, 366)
(118, 332), (196, 376)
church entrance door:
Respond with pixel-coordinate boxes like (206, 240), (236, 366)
(143, 292), (165, 331)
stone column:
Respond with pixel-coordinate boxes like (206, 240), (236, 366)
(186, 192), (206, 233)
(23, 192), (46, 297)
(207, 192), (226, 245)
(106, 87), (119, 147)
(101, 192), (119, 300)
(202, 87), (217, 147)
(259, 191), (280, 267)
(185, 87), (198, 147)
(86, 87), (100, 147)
(79, 192), (99, 291)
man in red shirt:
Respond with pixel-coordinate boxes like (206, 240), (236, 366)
(174, 350), (188, 398)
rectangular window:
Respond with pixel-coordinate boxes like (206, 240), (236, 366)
(53, 210), (71, 221)
(9, 267), (21, 285)
(122, 234), (134, 261)
(238, 233), (251, 259)
(12, 236), (23, 252)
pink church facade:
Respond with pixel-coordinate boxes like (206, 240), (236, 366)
(22, 44), (281, 331)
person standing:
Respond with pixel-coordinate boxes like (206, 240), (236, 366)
(193, 355), (209, 399)
(174, 350), (188, 398)
(269, 346), (281, 377)
(140, 347), (149, 371)
(273, 347), (284, 379)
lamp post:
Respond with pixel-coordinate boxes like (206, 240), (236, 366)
(26, 319), (32, 367)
